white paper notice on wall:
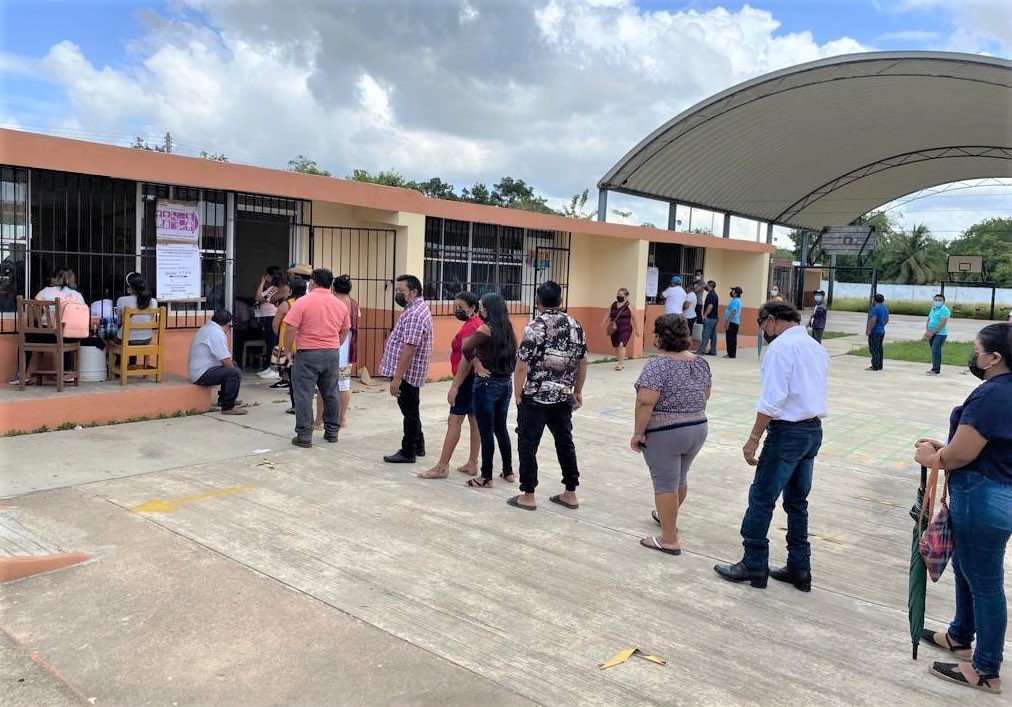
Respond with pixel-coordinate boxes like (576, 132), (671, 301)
(645, 267), (659, 298)
(155, 200), (201, 300)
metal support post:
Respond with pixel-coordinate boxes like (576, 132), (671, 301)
(597, 189), (608, 222)
(722, 213), (731, 238)
(668, 202), (678, 231)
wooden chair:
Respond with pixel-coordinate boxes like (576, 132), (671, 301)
(107, 306), (167, 385)
(15, 296), (81, 392)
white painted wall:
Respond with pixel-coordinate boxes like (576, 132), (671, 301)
(821, 280), (1012, 306)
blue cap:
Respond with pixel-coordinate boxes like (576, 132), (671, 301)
(671, 275), (682, 284)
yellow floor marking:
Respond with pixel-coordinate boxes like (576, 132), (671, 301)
(131, 483), (255, 513)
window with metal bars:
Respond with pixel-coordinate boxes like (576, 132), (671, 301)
(647, 242), (705, 303)
(423, 216), (570, 316)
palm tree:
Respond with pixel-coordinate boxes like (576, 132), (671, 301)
(880, 224), (943, 285)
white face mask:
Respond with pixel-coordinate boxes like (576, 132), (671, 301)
(770, 289), (779, 297)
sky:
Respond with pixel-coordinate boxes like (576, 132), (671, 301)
(1, 0), (1009, 249)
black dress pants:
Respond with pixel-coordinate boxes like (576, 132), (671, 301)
(397, 381), (425, 457)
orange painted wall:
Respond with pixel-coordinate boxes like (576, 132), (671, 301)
(0, 382), (212, 435)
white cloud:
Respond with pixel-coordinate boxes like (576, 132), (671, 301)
(889, 0), (1012, 51)
(877, 30), (945, 42)
(4, 0), (1006, 239)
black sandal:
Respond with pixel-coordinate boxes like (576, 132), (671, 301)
(466, 477), (494, 488)
(929, 662), (1001, 694)
(920, 629), (971, 656)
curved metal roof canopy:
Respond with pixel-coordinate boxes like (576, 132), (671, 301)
(599, 51), (1012, 231)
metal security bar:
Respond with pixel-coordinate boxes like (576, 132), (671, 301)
(423, 216), (571, 317)
(311, 225), (397, 375)
(0, 166), (28, 332)
(140, 183), (229, 329)
(646, 242), (704, 304)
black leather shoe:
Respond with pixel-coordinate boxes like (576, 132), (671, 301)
(383, 452), (416, 464)
(416, 448), (426, 458)
(291, 437), (312, 449)
(324, 433), (339, 443)
(770, 566), (811, 592)
(714, 561), (768, 588)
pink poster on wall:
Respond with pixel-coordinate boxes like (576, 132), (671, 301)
(155, 200), (201, 300)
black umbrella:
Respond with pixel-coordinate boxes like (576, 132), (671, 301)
(908, 465), (928, 659)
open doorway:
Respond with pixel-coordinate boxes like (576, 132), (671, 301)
(233, 213), (291, 367)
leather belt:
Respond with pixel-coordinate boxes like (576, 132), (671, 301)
(769, 417), (821, 425)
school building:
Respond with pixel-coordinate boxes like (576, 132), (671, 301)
(0, 128), (772, 402)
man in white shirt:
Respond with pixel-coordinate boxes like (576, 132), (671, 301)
(661, 276), (687, 316)
(188, 309), (247, 415)
(715, 302), (829, 591)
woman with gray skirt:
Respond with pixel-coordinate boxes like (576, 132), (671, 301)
(631, 314), (712, 555)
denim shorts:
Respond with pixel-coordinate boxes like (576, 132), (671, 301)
(450, 373), (474, 416)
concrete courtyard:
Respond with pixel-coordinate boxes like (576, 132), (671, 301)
(1, 311), (1008, 706)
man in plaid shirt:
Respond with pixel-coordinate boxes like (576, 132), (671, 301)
(380, 274), (433, 463)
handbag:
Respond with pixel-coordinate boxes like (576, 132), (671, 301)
(606, 319), (617, 335)
(918, 460), (954, 582)
(270, 345), (290, 368)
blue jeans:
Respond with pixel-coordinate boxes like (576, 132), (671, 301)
(698, 319), (718, 354)
(473, 376), (513, 480)
(740, 420), (823, 570)
(929, 334), (947, 373)
(947, 471), (1012, 676)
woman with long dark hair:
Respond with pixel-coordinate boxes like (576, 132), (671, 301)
(116, 271), (157, 343)
(254, 265), (288, 379)
(915, 323), (1011, 694)
(452, 292), (518, 488)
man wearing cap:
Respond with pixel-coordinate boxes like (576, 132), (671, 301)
(661, 276), (687, 317)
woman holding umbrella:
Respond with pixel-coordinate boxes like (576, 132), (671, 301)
(914, 322), (1012, 694)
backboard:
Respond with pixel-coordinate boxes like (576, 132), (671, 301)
(819, 225), (875, 256)
(947, 254), (983, 275)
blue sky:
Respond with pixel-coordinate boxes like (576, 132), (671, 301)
(0, 0), (1009, 241)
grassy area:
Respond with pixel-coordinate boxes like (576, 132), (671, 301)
(847, 339), (975, 366)
(819, 331), (854, 340)
(829, 297), (1004, 320)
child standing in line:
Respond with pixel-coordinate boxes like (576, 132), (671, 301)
(808, 290), (827, 343)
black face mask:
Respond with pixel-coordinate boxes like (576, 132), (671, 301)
(394, 293), (407, 308)
(616, 295), (625, 303)
(453, 308), (469, 322)
(762, 321), (778, 344)
(967, 351), (993, 380)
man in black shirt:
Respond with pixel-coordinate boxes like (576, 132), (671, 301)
(697, 280), (720, 355)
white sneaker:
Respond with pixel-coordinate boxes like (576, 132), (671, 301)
(257, 368), (279, 380)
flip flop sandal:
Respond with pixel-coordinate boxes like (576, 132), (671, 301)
(500, 471), (517, 483)
(466, 477), (494, 488)
(550, 494), (578, 509)
(921, 630), (972, 656)
(929, 662), (1001, 694)
(507, 495), (536, 511)
(650, 510), (680, 532)
(640, 536), (681, 556)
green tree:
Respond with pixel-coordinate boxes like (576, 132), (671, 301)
(414, 177), (459, 200)
(132, 132), (173, 153)
(562, 189), (594, 219)
(461, 182), (492, 205)
(877, 224), (947, 284)
(199, 150), (229, 162)
(288, 155), (331, 176)
(947, 217), (1012, 284)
